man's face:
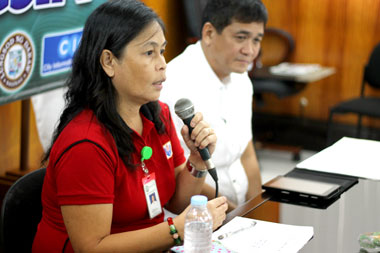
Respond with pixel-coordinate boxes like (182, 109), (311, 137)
(205, 20), (264, 80)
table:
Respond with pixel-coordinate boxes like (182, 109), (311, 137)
(252, 64), (336, 83)
(226, 178), (380, 253)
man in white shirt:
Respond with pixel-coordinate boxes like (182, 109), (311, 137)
(160, 0), (267, 210)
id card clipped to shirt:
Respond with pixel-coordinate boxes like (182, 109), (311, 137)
(142, 172), (162, 219)
(140, 146), (162, 219)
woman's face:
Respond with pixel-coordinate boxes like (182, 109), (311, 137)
(111, 21), (167, 107)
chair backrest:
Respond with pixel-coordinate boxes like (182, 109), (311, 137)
(258, 27), (295, 67)
(181, 0), (207, 44)
(364, 42), (380, 89)
(0, 168), (46, 253)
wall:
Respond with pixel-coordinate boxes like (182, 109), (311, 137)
(0, 101), (43, 176)
(142, 0), (187, 61)
(258, 0), (380, 127)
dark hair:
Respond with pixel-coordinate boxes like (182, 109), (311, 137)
(43, 0), (166, 169)
(201, 0), (268, 34)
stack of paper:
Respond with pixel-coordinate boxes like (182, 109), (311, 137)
(212, 216), (314, 253)
(296, 137), (380, 180)
(269, 62), (322, 76)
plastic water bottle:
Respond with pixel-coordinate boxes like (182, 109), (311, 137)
(184, 195), (213, 253)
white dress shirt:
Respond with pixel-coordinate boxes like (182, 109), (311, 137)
(160, 41), (253, 204)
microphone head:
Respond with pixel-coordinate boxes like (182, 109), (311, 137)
(174, 98), (194, 120)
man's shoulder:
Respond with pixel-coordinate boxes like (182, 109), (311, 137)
(167, 42), (203, 69)
(231, 72), (253, 87)
(162, 43), (207, 100)
(231, 71), (250, 81)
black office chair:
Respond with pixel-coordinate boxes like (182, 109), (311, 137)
(181, 0), (207, 44)
(0, 168), (46, 253)
(250, 28), (304, 160)
(255, 27), (295, 67)
(326, 42), (380, 145)
(250, 27), (297, 105)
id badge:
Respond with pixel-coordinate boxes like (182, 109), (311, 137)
(142, 172), (162, 219)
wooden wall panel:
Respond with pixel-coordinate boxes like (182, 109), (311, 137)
(142, 0), (186, 61)
(28, 104), (44, 169)
(0, 100), (43, 176)
(258, 0), (380, 126)
(0, 101), (21, 174)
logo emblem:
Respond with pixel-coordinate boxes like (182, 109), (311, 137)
(0, 32), (34, 92)
(163, 141), (173, 159)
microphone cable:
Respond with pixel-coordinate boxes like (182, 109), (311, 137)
(208, 167), (219, 199)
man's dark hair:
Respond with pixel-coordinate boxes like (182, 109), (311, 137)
(43, 0), (165, 169)
(202, 0), (268, 34)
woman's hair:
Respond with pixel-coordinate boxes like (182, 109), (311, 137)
(201, 0), (268, 34)
(43, 0), (166, 169)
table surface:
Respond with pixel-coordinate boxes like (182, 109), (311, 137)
(226, 178), (380, 253)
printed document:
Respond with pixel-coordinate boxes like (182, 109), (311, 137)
(296, 137), (380, 180)
(212, 216), (314, 253)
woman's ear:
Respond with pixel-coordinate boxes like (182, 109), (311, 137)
(100, 49), (115, 77)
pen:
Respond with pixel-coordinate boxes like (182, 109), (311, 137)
(217, 221), (257, 240)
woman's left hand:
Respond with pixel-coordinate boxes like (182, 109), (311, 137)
(207, 196), (228, 230)
(180, 112), (216, 169)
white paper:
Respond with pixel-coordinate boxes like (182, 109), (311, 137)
(296, 137), (380, 180)
(212, 216), (314, 253)
(269, 62), (322, 76)
(268, 62), (335, 83)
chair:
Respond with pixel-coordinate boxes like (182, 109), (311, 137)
(256, 27), (295, 67)
(181, 0), (207, 44)
(326, 42), (380, 145)
(250, 28), (303, 160)
(0, 168), (46, 253)
(250, 27), (297, 105)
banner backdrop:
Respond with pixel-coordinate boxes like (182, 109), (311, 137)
(0, 0), (106, 105)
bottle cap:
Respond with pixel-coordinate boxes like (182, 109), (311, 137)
(141, 146), (153, 161)
(191, 195), (208, 206)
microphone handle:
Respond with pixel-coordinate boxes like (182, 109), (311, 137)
(182, 116), (211, 161)
(183, 113), (219, 198)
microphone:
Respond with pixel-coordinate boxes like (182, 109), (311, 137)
(174, 98), (218, 186)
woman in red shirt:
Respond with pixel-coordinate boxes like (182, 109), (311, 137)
(32, 0), (227, 252)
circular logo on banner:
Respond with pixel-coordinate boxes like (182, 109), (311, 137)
(0, 32), (34, 92)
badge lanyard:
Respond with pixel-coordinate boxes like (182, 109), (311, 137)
(141, 146), (162, 219)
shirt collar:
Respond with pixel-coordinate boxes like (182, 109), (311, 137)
(195, 41), (232, 89)
(141, 112), (155, 137)
(130, 112), (155, 141)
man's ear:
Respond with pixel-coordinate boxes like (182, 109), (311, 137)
(201, 22), (217, 46)
(100, 49), (116, 77)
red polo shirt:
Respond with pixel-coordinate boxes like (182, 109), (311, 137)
(32, 102), (186, 252)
